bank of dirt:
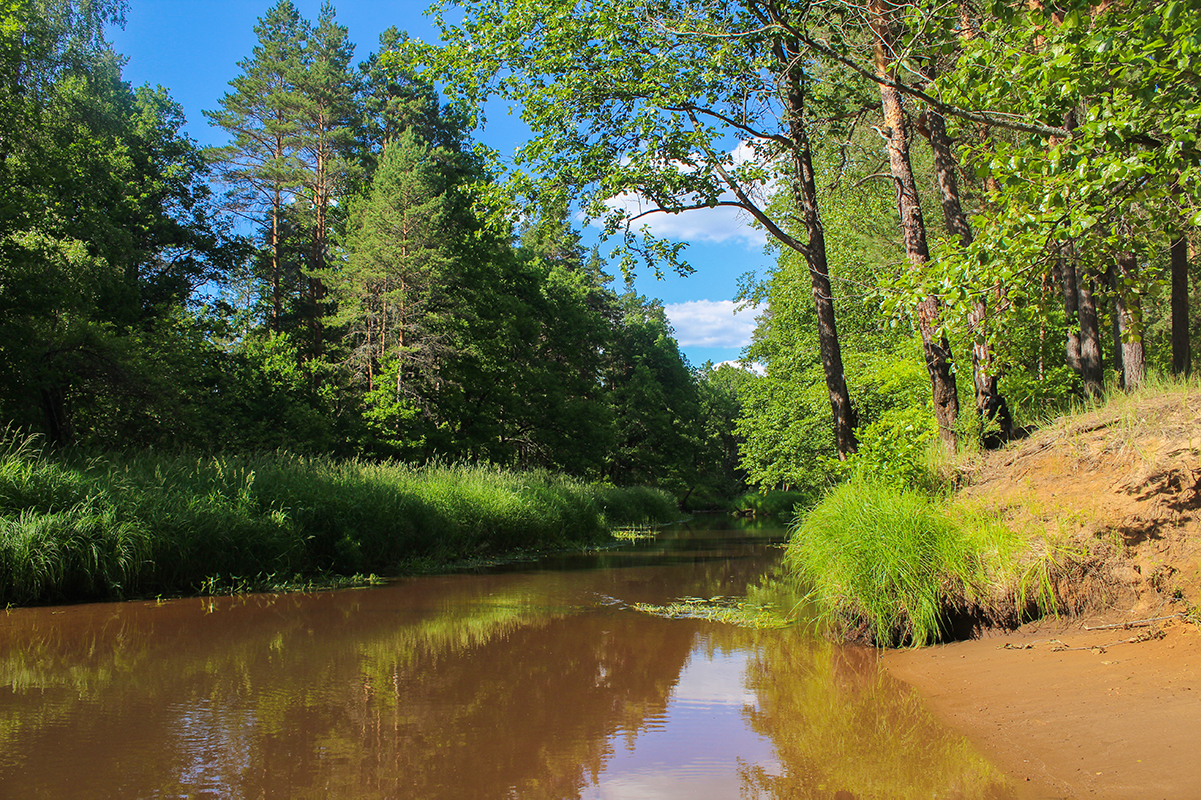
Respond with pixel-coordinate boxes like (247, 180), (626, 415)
(888, 386), (1201, 798)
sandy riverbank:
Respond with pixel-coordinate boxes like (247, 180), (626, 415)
(886, 616), (1201, 799)
(882, 387), (1201, 798)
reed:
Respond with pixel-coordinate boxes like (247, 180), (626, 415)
(0, 435), (677, 606)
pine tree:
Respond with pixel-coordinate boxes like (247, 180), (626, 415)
(334, 130), (452, 447)
(360, 27), (459, 167)
(205, 0), (307, 331)
(293, 1), (359, 359)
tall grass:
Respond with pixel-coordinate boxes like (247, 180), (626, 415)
(784, 476), (1066, 647)
(0, 434), (678, 606)
(785, 477), (975, 646)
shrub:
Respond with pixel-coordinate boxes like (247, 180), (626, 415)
(835, 406), (938, 492)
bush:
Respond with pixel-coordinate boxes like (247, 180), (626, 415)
(835, 406), (937, 492)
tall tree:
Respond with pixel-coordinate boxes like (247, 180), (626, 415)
(334, 129), (452, 442)
(928, 0), (1201, 399)
(206, 0), (307, 331)
(293, 1), (359, 359)
(867, 0), (958, 448)
(360, 27), (462, 167)
(1, 0), (237, 445)
(423, 0), (860, 457)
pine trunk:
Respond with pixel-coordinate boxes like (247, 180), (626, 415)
(309, 131), (328, 360)
(871, 2), (958, 448)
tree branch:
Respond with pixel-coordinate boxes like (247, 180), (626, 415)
(785, 28), (1072, 140)
(627, 200), (748, 224)
(682, 109), (810, 257)
(661, 103), (793, 148)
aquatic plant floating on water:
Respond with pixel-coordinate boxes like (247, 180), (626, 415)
(632, 596), (794, 629)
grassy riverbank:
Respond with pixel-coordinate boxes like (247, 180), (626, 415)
(785, 380), (1201, 647)
(0, 436), (678, 606)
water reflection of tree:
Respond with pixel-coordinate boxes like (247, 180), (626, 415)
(0, 573), (701, 798)
(732, 628), (1016, 800)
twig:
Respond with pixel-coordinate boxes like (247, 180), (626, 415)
(1083, 614), (1183, 631)
(1051, 628), (1167, 653)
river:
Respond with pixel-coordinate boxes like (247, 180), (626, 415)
(0, 517), (1021, 798)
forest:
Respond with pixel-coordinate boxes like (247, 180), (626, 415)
(1, 0), (1199, 602)
(423, 0), (1200, 498)
(0, 0), (747, 506)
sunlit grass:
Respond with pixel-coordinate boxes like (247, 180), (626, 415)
(0, 433), (678, 606)
(784, 476), (1067, 647)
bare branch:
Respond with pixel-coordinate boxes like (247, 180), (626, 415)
(662, 103), (793, 148)
(683, 109), (810, 257)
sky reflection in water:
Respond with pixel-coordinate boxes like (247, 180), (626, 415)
(0, 519), (1017, 799)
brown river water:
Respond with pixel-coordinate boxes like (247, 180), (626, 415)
(0, 518), (1022, 799)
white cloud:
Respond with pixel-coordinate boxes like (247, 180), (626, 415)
(713, 359), (766, 376)
(665, 300), (762, 349)
(594, 141), (775, 249)
(605, 194), (766, 248)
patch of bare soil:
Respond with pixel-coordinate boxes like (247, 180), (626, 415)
(889, 388), (1201, 799)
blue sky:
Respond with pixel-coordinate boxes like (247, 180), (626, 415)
(108, 1), (773, 366)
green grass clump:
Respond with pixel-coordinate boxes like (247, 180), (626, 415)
(784, 477), (980, 647)
(0, 433), (678, 606)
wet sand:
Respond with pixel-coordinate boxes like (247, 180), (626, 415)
(885, 619), (1201, 799)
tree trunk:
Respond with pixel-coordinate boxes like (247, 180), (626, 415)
(792, 100), (858, 458)
(309, 139), (328, 361)
(774, 36), (857, 458)
(1077, 265), (1104, 399)
(39, 387), (70, 447)
(1110, 286), (1124, 388)
(871, 1), (958, 448)
(271, 179), (282, 333)
(1115, 250), (1145, 389)
(1060, 246), (1081, 374)
(924, 107), (1011, 441)
(1171, 232), (1191, 376)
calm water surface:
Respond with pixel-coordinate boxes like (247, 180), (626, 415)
(0, 518), (1018, 799)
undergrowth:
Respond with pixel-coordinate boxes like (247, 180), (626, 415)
(0, 434), (678, 606)
(784, 378), (1201, 647)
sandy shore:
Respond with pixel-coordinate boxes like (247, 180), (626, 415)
(884, 617), (1201, 799)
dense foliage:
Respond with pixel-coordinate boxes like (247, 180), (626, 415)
(725, 0), (1201, 493)
(0, 1), (744, 508)
(2, 0), (1198, 535)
